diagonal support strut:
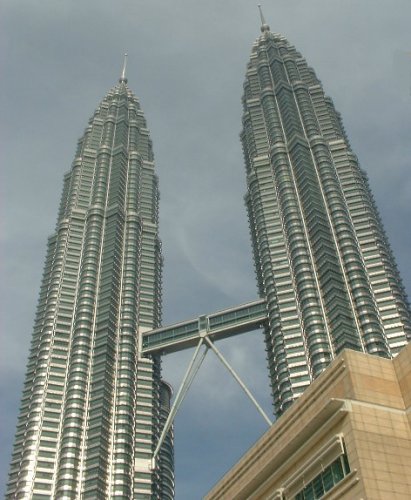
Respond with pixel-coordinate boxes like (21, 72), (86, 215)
(151, 338), (209, 468)
(203, 336), (273, 427)
(151, 331), (272, 469)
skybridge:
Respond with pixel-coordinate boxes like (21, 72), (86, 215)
(142, 298), (272, 468)
(142, 298), (268, 355)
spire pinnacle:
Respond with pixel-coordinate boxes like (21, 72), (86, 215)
(119, 53), (128, 83)
(258, 4), (270, 33)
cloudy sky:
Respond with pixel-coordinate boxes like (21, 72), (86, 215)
(1, 0), (410, 498)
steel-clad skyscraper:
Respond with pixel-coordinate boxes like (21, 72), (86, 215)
(243, 16), (411, 415)
(7, 63), (174, 499)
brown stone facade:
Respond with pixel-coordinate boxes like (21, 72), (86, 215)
(206, 343), (411, 499)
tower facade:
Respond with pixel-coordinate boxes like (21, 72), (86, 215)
(7, 69), (173, 499)
(242, 20), (411, 415)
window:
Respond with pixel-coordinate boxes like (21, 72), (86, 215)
(295, 453), (350, 500)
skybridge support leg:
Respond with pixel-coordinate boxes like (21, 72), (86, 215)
(151, 338), (208, 469)
(203, 336), (273, 427)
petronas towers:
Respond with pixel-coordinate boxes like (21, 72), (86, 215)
(7, 14), (410, 500)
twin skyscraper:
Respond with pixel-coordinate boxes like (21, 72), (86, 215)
(7, 15), (410, 500)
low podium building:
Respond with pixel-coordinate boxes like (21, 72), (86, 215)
(206, 343), (411, 499)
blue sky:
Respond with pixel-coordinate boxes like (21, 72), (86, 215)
(1, 1), (410, 498)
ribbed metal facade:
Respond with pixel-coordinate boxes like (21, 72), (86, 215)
(242, 24), (411, 416)
(7, 77), (174, 499)
(157, 382), (175, 500)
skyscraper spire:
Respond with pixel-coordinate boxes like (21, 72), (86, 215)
(258, 4), (270, 32)
(119, 52), (128, 83)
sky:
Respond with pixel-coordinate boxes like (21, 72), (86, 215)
(1, 0), (410, 498)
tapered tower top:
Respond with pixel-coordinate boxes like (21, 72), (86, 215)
(258, 4), (270, 32)
(119, 53), (128, 83)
